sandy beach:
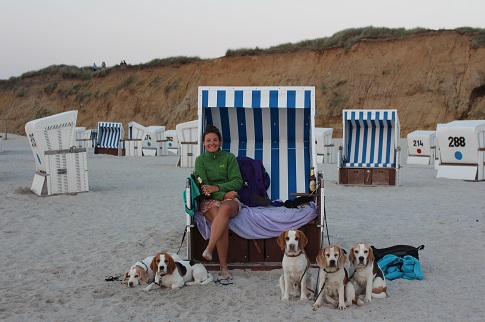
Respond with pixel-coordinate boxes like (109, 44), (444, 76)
(0, 134), (484, 321)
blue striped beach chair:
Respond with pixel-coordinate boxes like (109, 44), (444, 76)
(338, 109), (401, 185)
(84, 129), (98, 148)
(186, 86), (326, 269)
(95, 122), (125, 156)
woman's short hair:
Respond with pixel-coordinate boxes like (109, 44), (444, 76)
(203, 124), (221, 141)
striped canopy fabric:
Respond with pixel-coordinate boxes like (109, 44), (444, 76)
(85, 129), (98, 148)
(97, 122), (125, 149)
(342, 109), (400, 168)
(198, 86), (316, 201)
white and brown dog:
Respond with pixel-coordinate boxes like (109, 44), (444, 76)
(277, 229), (314, 300)
(313, 245), (363, 310)
(122, 252), (182, 288)
(349, 242), (387, 302)
(185, 263), (213, 285)
(121, 256), (154, 287)
(144, 252), (195, 291)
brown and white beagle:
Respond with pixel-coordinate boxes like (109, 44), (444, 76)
(313, 245), (363, 310)
(349, 242), (387, 302)
(121, 256), (154, 287)
(144, 252), (193, 291)
(277, 229), (314, 300)
(123, 253), (181, 288)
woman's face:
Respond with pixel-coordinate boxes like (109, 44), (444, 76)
(203, 132), (221, 153)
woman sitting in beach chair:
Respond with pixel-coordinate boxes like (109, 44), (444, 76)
(194, 125), (243, 279)
(185, 86), (326, 271)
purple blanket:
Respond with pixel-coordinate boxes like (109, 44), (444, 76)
(194, 202), (318, 240)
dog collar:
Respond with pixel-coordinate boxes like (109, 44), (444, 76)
(323, 267), (340, 273)
(285, 251), (304, 257)
(137, 260), (149, 272)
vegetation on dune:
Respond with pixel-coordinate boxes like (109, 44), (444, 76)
(226, 26), (485, 56)
(0, 56), (204, 88)
(0, 27), (484, 86)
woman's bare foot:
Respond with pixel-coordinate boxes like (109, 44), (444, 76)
(202, 248), (213, 261)
(219, 267), (233, 280)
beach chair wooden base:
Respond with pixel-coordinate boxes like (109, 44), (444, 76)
(94, 147), (125, 156)
(189, 220), (320, 271)
(339, 167), (396, 185)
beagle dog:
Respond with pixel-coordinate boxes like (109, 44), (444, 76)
(313, 245), (363, 310)
(144, 252), (193, 291)
(349, 242), (387, 302)
(121, 256), (154, 287)
(185, 263), (213, 285)
(277, 229), (314, 300)
(122, 252), (181, 288)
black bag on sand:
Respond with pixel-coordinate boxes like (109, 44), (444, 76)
(371, 244), (424, 262)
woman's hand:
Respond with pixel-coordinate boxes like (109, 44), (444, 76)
(201, 185), (219, 196)
(224, 191), (238, 200)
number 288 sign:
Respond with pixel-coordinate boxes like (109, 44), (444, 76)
(439, 133), (476, 163)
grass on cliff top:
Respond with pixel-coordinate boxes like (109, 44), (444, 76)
(0, 56), (204, 89)
(226, 26), (485, 56)
(1, 27), (484, 87)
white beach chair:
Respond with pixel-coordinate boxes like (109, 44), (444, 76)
(186, 86), (326, 269)
(436, 120), (485, 181)
(314, 127), (335, 164)
(406, 130), (436, 165)
(25, 110), (89, 196)
(95, 122), (125, 156)
(338, 109), (401, 185)
(144, 125), (166, 156)
(74, 127), (86, 149)
(83, 129), (97, 154)
(124, 121), (145, 156)
(164, 130), (179, 155)
(176, 120), (199, 167)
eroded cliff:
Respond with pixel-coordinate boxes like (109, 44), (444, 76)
(1, 30), (484, 137)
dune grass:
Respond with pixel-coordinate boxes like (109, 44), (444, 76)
(1, 27), (484, 87)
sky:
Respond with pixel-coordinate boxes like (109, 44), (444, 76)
(1, 0), (484, 80)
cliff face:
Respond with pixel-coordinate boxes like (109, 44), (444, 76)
(1, 30), (484, 137)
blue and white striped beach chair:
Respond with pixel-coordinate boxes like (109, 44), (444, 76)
(338, 109), (401, 185)
(95, 122), (125, 156)
(186, 86), (326, 269)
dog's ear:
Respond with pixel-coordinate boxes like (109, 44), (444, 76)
(150, 254), (160, 274)
(316, 248), (326, 269)
(338, 248), (347, 269)
(166, 255), (176, 275)
(349, 246), (355, 263)
(277, 231), (287, 251)
(367, 244), (375, 264)
(139, 270), (149, 285)
(297, 230), (308, 249)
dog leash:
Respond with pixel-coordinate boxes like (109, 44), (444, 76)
(176, 226), (188, 254)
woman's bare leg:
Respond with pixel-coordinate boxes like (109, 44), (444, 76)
(202, 200), (239, 276)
